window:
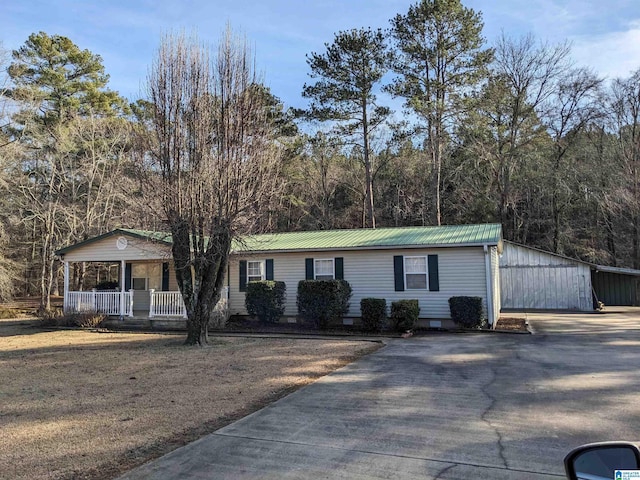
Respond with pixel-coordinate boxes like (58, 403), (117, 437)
(131, 264), (161, 291)
(404, 256), (427, 290)
(240, 259), (274, 292)
(314, 259), (334, 280)
(247, 261), (264, 283)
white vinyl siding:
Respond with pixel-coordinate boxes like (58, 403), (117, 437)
(491, 246), (501, 322)
(61, 234), (171, 262)
(229, 246), (489, 320)
(314, 258), (334, 280)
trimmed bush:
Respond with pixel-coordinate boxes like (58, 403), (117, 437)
(360, 298), (387, 333)
(297, 280), (352, 330)
(245, 281), (286, 324)
(449, 296), (484, 328)
(390, 299), (419, 332)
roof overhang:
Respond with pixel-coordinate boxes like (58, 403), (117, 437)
(591, 265), (640, 277)
(231, 241), (501, 255)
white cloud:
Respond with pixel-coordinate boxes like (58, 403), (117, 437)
(572, 20), (640, 80)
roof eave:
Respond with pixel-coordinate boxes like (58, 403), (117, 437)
(232, 241), (500, 255)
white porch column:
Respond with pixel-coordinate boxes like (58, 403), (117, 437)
(149, 289), (155, 318)
(120, 260), (126, 318)
(63, 261), (70, 313)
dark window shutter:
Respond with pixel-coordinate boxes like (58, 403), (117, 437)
(305, 258), (314, 280)
(335, 257), (344, 280)
(124, 263), (132, 291)
(393, 256), (404, 292)
(162, 262), (170, 291)
(428, 255), (439, 292)
(265, 259), (274, 280)
(239, 260), (247, 292)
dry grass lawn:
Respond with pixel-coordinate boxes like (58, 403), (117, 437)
(0, 320), (380, 479)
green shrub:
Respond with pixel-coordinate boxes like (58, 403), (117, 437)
(360, 298), (387, 333)
(297, 280), (352, 330)
(245, 281), (286, 324)
(390, 299), (419, 332)
(449, 296), (484, 328)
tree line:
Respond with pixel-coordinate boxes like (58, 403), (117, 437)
(1, 0), (639, 314)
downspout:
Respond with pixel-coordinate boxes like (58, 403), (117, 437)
(484, 245), (495, 328)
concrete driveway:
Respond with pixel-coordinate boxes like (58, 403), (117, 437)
(120, 311), (640, 480)
(526, 307), (640, 335)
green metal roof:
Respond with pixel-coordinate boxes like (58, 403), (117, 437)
(234, 224), (502, 253)
(56, 224), (502, 256)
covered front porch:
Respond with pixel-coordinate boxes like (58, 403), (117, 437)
(62, 257), (194, 318)
(58, 230), (183, 319)
(57, 230), (230, 322)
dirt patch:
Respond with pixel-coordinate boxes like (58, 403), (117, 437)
(496, 317), (529, 332)
(0, 321), (381, 480)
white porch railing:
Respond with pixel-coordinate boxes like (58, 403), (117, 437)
(149, 287), (229, 318)
(65, 290), (133, 316)
(149, 290), (186, 318)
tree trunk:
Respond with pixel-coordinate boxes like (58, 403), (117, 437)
(362, 99), (375, 229)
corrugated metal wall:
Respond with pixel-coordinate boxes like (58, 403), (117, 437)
(500, 243), (593, 311)
(592, 271), (639, 306)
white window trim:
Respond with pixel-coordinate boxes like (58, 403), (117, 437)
(246, 260), (265, 283)
(404, 256), (428, 290)
(314, 258), (335, 280)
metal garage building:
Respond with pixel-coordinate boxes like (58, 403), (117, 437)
(500, 241), (640, 311)
(591, 266), (640, 307)
(500, 242), (593, 310)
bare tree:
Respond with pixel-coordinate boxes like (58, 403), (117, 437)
(611, 69), (640, 268)
(147, 29), (284, 345)
(489, 35), (570, 235)
(543, 67), (603, 252)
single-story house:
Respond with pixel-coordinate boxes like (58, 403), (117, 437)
(499, 241), (640, 311)
(55, 223), (503, 328)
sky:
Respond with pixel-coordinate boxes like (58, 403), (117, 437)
(3, 0), (640, 111)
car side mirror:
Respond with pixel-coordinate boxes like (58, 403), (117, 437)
(564, 442), (640, 480)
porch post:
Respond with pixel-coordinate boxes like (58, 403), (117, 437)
(120, 259), (126, 318)
(63, 261), (70, 313)
(149, 289), (155, 318)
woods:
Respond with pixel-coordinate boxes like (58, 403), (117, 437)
(2, 0), (640, 316)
